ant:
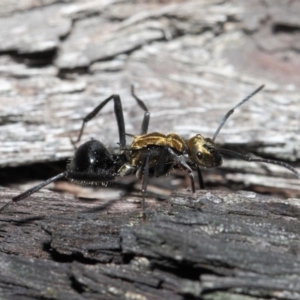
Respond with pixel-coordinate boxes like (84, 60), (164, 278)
(2, 85), (300, 217)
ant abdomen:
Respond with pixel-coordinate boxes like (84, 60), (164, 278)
(68, 140), (114, 172)
(67, 140), (118, 184)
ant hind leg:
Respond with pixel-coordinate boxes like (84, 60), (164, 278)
(71, 94), (126, 150)
(0, 172), (67, 212)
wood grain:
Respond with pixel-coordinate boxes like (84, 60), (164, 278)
(1, 1), (300, 299)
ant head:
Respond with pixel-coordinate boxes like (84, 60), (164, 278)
(187, 134), (223, 168)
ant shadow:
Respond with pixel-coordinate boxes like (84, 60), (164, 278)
(79, 197), (120, 213)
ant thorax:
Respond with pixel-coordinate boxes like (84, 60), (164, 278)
(119, 132), (187, 179)
(186, 134), (223, 168)
(130, 132), (186, 153)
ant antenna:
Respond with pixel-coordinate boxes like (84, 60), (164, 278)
(212, 85), (265, 142)
(219, 148), (300, 179)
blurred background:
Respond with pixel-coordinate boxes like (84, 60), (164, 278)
(1, 0), (300, 201)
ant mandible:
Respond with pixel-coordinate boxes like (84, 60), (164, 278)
(2, 84), (300, 217)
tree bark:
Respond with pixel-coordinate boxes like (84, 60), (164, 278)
(1, 0), (300, 299)
(2, 188), (300, 299)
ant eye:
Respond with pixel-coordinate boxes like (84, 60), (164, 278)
(197, 151), (203, 159)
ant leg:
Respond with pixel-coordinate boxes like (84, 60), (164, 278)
(1, 164), (120, 213)
(70, 136), (78, 150)
(197, 167), (205, 189)
(0, 172), (67, 212)
(141, 151), (150, 220)
(131, 85), (150, 135)
(167, 148), (195, 193)
(71, 94), (126, 150)
(219, 148), (300, 179)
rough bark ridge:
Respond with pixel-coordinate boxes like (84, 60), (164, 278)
(2, 189), (300, 299)
(1, 0), (300, 299)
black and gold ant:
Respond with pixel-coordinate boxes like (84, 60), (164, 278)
(2, 85), (300, 216)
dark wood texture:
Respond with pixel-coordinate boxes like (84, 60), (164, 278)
(0, 0), (300, 194)
(1, 0), (300, 299)
(1, 189), (300, 299)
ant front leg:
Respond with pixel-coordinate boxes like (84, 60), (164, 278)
(167, 148), (196, 193)
(197, 167), (205, 189)
(71, 94), (126, 150)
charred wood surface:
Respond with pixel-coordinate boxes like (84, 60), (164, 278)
(1, 189), (300, 299)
